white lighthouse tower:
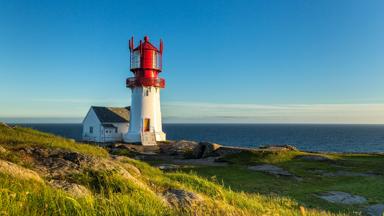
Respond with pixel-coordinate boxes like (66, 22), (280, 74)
(124, 36), (166, 145)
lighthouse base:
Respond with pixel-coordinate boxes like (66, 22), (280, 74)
(123, 131), (166, 145)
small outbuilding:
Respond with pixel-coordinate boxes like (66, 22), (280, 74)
(82, 106), (130, 143)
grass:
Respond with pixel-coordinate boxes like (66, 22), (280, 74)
(178, 150), (384, 215)
(0, 124), (344, 215)
(0, 125), (108, 158)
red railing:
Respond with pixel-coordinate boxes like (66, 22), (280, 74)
(126, 77), (165, 88)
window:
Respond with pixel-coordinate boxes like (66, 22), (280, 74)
(115, 128), (118, 133)
(89, 127), (93, 134)
(131, 50), (140, 69)
(153, 51), (161, 69)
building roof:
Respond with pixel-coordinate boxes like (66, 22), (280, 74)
(92, 106), (130, 123)
(101, 124), (117, 128)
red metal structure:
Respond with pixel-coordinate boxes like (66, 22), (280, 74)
(126, 36), (165, 88)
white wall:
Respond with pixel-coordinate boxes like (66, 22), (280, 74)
(82, 109), (102, 142)
(100, 123), (129, 142)
(82, 108), (129, 143)
(124, 86), (166, 143)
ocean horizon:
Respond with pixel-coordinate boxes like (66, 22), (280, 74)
(13, 123), (384, 153)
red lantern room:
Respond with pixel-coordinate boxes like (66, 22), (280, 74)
(126, 36), (165, 88)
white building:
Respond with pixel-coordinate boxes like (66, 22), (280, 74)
(123, 84), (166, 144)
(123, 36), (166, 145)
(82, 106), (130, 143)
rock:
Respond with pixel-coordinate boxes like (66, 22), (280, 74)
(295, 155), (332, 162)
(260, 145), (298, 151)
(322, 170), (376, 177)
(192, 144), (204, 159)
(0, 122), (10, 128)
(160, 140), (199, 157)
(214, 147), (244, 157)
(111, 156), (141, 176)
(156, 164), (181, 171)
(0, 160), (43, 183)
(139, 151), (157, 156)
(173, 157), (227, 166)
(248, 164), (294, 177)
(201, 142), (221, 158)
(0, 146), (7, 154)
(63, 152), (87, 164)
(192, 142), (221, 159)
(318, 191), (367, 204)
(163, 189), (203, 208)
(20, 147), (145, 190)
(50, 180), (91, 198)
(364, 204), (384, 216)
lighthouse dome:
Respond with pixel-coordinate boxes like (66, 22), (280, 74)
(130, 36), (162, 72)
(133, 36), (159, 51)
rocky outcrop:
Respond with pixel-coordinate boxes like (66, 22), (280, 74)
(0, 122), (11, 128)
(0, 146), (8, 154)
(16, 147), (147, 191)
(322, 170), (376, 177)
(111, 155), (142, 176)
(49, 180), (91, 198)
(248, 164), (294, 177)
(317, 191), (367, 204)
(364, 204), (384, 216)
(260, 145), (298, 151)
(192, 142), (221, 158)
(0, 159), (43, 183)
(156, 140), (301, 160)
(163, 188), (203, 208)
(155, 164), (182, 171)
(295, 155), (332, 162)
(159, 140), (199, 157)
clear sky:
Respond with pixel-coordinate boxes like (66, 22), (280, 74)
(1, 0), (383, 123)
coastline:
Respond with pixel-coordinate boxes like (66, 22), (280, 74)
(1, 124), (384, 215)
(10, 123), (384, 153)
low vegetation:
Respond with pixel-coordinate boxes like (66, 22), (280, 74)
(1, 124), (380, 215)
(179, 149), (384, 215)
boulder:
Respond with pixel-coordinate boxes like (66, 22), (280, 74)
(63, 152), (88, 164)
(317, 191), (367, 204)
(295, 155), (332, 162)
(248, 164), (294, 177)
(163, 189), (203, 208)
(160, 140), (199, 157)
(322, 170), (375, 177)
(0, 159), (43, 183)
(0, 146), (8, 154)
(156, 164), (182, 171)
(50, 180), (91, 198)
(111, 156), (142, 176)
(259, 145), (298, 151)
(192, 142), (221, 159)
(0, 122), (10, 128)
(214, 147), (244, 157)
(364, 204), (384, 216)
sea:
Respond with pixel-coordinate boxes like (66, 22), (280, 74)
(14, 124), (384, 153)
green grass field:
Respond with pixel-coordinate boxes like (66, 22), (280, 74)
(1, 124), (380, 215)
(177, 150), (384, 215)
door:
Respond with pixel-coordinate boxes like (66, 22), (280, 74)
(143, 118), (150, 132)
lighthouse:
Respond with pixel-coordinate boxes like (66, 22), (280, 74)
(124, 36), (166, 145)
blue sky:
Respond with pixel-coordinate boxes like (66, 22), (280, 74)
(0, 0), (383, 123)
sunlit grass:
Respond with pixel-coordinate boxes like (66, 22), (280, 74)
(0, 125), (108, 158)
(0, 124), (342, 215)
